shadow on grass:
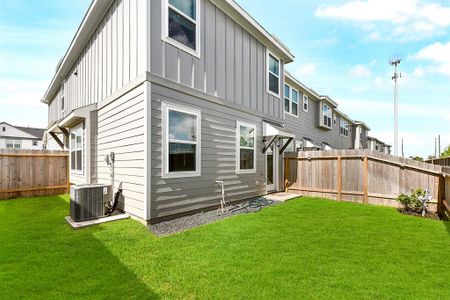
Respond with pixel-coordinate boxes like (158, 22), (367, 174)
(0, 195), (158, 299)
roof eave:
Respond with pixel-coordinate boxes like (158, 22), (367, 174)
(42, 0), (114, 104)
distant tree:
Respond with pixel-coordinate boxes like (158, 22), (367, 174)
(441, 145), (450, 158)
(428, 155), (436, 160)
(409, 156), (424, 162)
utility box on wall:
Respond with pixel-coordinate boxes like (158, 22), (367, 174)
(70, 184), (112, 222)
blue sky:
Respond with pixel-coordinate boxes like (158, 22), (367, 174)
(1, 0), (449, 158)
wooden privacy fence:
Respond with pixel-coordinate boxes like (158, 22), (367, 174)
(284, 150), (446, 211)
(0, 149), (69, 200)
(427, 157), (450, 174)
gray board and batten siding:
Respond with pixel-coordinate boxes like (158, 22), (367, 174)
(48, 0), (147, 126)
(150, 0), (285, 123)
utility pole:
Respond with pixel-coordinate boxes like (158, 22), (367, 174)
(438, 135), (441, 157)
(401, 138), (404, 158)
(390, 58), (401, 156)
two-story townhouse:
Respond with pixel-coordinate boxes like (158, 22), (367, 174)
(352, 121), (370, 150)
(0, 122), (45, 150)
(283, 72), (355, 151)
(368, 136), (391, 154)
(42, 0), (296, 223)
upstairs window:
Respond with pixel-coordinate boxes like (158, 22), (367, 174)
(237, 121), (256, 174)
(162, 103), (201, 178)
(284, 85), (290, 113)
(303, 95), (309, 112)
(322, 103), (332, 128)
(6, 139), (21, 149)
(284, 85), (299, 116)
(70, 124), (83, 172)
(166, 0), (199, 54)
(61, 84), (65, 112)
(340, 119), (349, 136)
(267, 53), (280, 96)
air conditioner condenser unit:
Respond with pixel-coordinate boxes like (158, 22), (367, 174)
(70, 184), (112, 222)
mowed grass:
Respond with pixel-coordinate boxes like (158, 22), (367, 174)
(1, 196), (450, 299)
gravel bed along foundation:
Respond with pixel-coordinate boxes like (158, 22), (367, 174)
(150, 198), (280, 236)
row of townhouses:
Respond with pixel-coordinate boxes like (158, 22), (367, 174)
(42, 0), (389, 223)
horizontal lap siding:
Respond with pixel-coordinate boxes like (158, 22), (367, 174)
(48, 0), (146, 126)
(97, 84), (146, 219)
(150, 0), (283, 122)
(151, 83), (266, 219)
(285, 97), (353, 150)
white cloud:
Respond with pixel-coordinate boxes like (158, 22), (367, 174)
(315, 0), (450, 41)
(413, 66), (425, 77)
(413, 42), (450, 76)
(374, 77), (384, 86)
(350, 65), (372, 77)
(0, 79), (49, 107)
(311, 37), (338, 46)
(294, 63), (316, 76)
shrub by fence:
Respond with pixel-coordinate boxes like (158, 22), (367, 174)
(0, 149), (69, 200)
(284, 150), (446, 211)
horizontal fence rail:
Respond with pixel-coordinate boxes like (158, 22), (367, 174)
(0, 149), (69, 200)
(284, 150), (446, 212)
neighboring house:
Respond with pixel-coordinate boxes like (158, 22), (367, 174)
(368, 136), (391, 154)
(42, 0), (296, 223)
(0, 122), (45, 150)
(283, 72), (354, 151)
(352, 121), (370, 150)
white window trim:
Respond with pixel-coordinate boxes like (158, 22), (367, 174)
(333, 114), (337, 126)
(70, 123), (84, 175)
(284, 84), (299, 117)
(61, 83), (65, 114)
(236, 121), (257, 174)
(303, 95), (309, 112)
(6, 139), (21, 149)
(322, 103), (332, 129)
(340, 119), (350, 137)
(162, 0), (201, 58)
(266, 51), (281, 98)
(162, 102), (202, 179)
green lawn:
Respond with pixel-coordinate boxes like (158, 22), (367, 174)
(1, 196), (450, 299)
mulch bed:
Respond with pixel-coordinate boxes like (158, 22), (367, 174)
(398, 209), (442, 220)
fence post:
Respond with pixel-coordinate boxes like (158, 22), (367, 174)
(284, 158), (289, 193)
(363, 156), (369, 204)
(337, 157), (342, 201)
